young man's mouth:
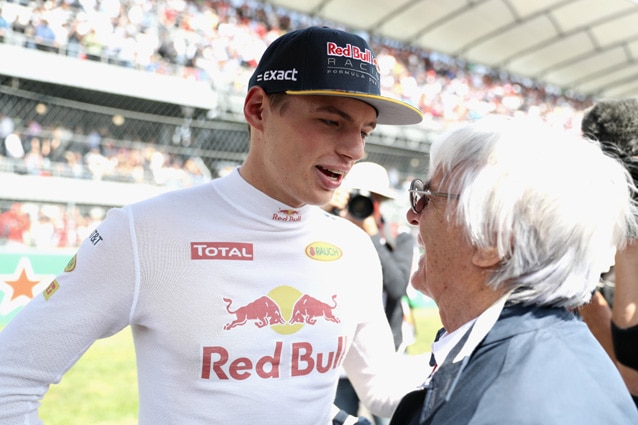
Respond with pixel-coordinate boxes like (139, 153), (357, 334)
(317, 166), (345, 183)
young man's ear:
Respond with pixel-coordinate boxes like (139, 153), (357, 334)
(244, 86), (266, 131)
(472, 245), (501, 268)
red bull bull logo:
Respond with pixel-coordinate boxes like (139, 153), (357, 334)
(222, 286), (340, 334)
(223, 296), (285, 330)
(289, 294), (340, 325)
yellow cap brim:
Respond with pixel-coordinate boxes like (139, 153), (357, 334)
(286, 89), (423, 126)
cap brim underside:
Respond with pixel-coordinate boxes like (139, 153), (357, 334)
(286, 90), (423, 126)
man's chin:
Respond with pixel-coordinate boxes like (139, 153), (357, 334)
(410, 274), (428, 295)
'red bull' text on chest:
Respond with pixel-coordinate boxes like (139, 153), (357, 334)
(201, 335), (347, 380)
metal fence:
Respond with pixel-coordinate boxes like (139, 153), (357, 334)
(0, 72), (433, 191)
(0, 74), (250, 180)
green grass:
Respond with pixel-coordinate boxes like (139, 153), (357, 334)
(406, 306), (442, 355)
(4, 306), (440, 424)
(39, 328), (138, 425)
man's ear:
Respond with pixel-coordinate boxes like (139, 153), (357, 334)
(244, 86), (266, 131)
(472, 245), (501, 268)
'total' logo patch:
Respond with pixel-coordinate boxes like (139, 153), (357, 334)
(191, 242), (254, 261)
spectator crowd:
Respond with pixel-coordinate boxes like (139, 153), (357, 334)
(0, 113), (210, 186)
(0, 200), (104, 249)
(0, 0), (592, 128)
(0, 0), (596, 249)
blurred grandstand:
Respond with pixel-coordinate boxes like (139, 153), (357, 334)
(0, 0), (594, 249)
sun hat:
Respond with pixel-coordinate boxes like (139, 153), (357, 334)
(342, 161), (396, 199)
(248, 26), (423, 126)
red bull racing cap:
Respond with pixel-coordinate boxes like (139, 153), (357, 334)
(248, 26), (423, 126)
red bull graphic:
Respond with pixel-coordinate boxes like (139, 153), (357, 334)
(201, 287), (347, 381)
(326, 42), (374, 65)
(272, 209), (301, 222)
(290, 294), (340, 325)
(223, 296), (285, 330)
(201, 335), (347, 380)
(201, 285), (348, 381)
(222, 287), (340, 333)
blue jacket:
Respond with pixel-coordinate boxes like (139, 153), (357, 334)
(390, 305), (638, 425)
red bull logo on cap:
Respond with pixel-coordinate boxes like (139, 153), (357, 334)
(326, 42), (374, 65)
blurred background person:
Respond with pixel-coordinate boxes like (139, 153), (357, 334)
(326, 161), (417, 425)
(578, 98), (638, 407)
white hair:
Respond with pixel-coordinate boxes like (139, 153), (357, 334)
(428, 116), (638, 308)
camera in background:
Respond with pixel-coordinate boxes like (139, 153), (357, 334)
(347, 190), (374, 220)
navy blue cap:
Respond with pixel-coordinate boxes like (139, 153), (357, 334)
(248, 26), (423, 126)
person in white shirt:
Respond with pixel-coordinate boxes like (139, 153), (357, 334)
(0, 26), (425, 425)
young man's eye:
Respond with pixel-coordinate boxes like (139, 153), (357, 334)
(320, 119), (338, 127)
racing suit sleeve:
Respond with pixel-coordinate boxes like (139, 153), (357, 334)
(341, 302), (427, 418)
(340, 237), (426, 419)
(0, 207), (137, 424)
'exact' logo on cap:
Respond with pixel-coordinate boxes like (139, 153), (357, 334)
(255, 68), (298, 83)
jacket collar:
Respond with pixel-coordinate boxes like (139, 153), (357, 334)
(419, 304), (575, 422)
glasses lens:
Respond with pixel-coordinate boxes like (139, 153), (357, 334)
(409, 179), (427, 214)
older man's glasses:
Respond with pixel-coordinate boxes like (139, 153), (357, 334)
(408, 179), (460, 214)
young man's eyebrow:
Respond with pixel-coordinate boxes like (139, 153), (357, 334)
(315, 105), (377, 129)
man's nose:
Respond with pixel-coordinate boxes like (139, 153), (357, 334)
(337, 131), (365, 161)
